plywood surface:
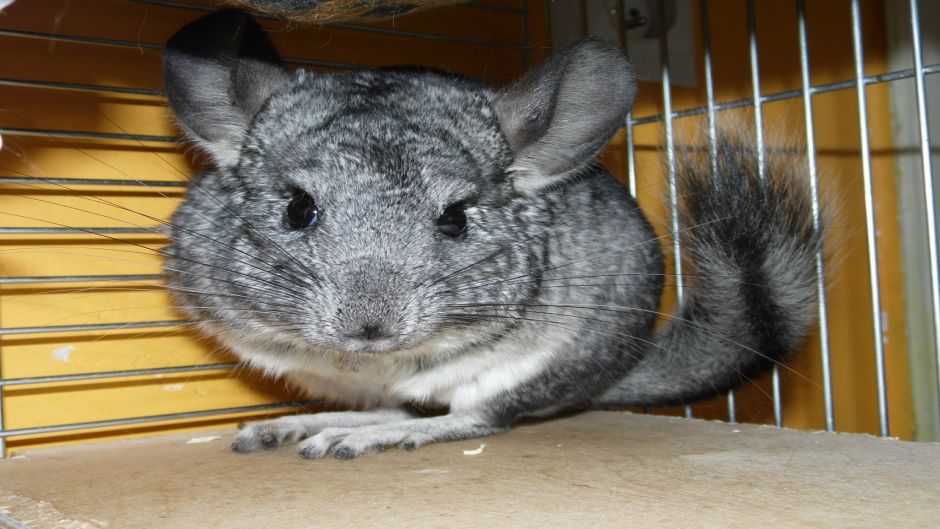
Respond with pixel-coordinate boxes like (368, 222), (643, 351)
(0, 412), (937, 529)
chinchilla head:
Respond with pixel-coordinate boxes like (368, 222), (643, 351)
(162, 10), (636, 362)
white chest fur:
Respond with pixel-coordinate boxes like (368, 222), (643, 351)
(218, 325), (567, 413)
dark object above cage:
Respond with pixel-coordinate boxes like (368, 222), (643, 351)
(219, 0), (469, 23)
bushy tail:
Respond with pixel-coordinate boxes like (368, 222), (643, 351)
(596, 136), (822, 407)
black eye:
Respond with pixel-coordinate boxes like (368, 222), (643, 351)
(437, 203), (467, 237)
(286, 191), (320, 229)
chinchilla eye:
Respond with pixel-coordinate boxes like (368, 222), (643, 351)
(286, 191), (320, 229)
(437, 203), (467, 237)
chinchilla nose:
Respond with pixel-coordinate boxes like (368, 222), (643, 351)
(332, 253), (422, 345)
(346, 323), (393, 341)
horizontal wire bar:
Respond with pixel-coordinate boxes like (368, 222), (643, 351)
(0, 227), (160, 234)
(128, 0), (526, 48)
(0, 320), (185, 336)
(0, 176), (187, 187)
(632, 62), (940, 125)
(0, 77), (163, 96)
(0, 27), (162, 49)
(0, 27), (357, 70)
(7, 64), (938, 147)
(0, 126), (177, 143)
(0, 274), (163, 284)
(0, 400), (318, 438)
(0, 363), (237, 387)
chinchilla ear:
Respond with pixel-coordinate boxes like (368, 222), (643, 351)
(495, 39), (637, 194)
(164, 10), (292, 167)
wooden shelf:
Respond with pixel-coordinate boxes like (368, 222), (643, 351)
(1, 411), (938, 528)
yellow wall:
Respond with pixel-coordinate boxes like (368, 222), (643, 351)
(0, 0), (917, 454)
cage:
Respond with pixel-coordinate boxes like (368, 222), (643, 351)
(0, 0), (938, 527)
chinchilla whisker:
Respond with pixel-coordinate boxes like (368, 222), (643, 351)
(0, 208), (310, 301)
(0, 251), (310, 307)
(453, 216), (733, 294)
(160, 285), (297, 307)
(437, 310), (645, 358)
(28, 305), (298, 328)
(426, 205), (608, 288)
(2, 245), (312, 308)
(466, 281), (744, 293)
(9, 282), (298, 313)
(48, 100), (316, 284)
(173, 317), (300, 331)
(440, 310), (757, 404)
(11, 157), (309, 290)
(438, 312), (642, 359)
(448, 273), (780, 297)
(186, 178), (319, 281)
(453, 270), (779, 291)
(5, 189), (311, 291)
(438, 311), (693, 401)
(447, 301), (817, 387)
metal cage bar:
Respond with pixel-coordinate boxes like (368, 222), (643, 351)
(0, 401), (317, 439)
(907, 0), (940, 425)
(632, 63), (940, 126)
(0, 176), (187, 187)
(850, 0), (890, 437)
(0, 363), (238, 388)
(700, 0), (737, 423)
(0, 320), (185, 337)
(796, 0), (835, 432)
(745, 0), (782, 428)
(0, 28), (358, 71)
(0, 227), (160, 235)
(653, 0), (691, 419)
(745, 0), (783, 427)
(0, 274), (163, 285)
(626, 113), (637, 197)
(0, 78), (164, 97)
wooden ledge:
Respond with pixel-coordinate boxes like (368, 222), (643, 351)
(1, 412), (938, 528)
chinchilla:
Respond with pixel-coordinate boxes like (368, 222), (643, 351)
(162, 10), (821, 459)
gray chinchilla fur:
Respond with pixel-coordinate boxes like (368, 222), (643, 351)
(162, 10), (822, 459)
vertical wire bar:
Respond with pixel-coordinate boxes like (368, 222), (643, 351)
(653, 0), (690, 419)
(700, 0), (736, 422)
(702, 0), (719, 177)
(627, 113), (638, 197)
(797, 0), (835, 432)
(746, 1), (766, 177)
(627, 110), (643, 415)
(908, 0), (940, 426)
(851, 0), (890, 437)
(746, 0), (783, 428)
